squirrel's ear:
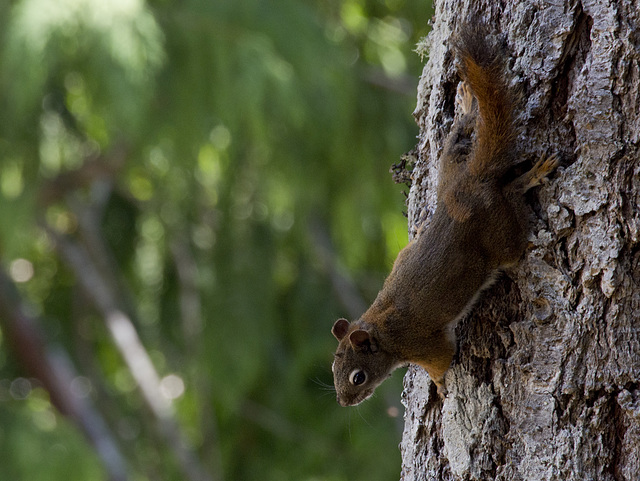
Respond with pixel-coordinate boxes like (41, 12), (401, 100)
(332, 318), (350, 341)
(349, 329), (379, 352)
(349, 329), (370, 349)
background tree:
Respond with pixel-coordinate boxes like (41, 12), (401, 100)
(0, 0), (433, 480)
(400, 1), (640, 480)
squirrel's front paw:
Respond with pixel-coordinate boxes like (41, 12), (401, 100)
(436, 380), (448, 400)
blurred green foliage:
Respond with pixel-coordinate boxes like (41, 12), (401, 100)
(0, 0), (432, 479)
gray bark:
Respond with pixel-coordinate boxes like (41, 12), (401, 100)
(400, 1), (640, 480)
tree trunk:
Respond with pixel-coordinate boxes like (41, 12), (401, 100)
(400, 1), (640, 480)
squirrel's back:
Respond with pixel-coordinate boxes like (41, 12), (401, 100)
(330, 26), (559, 406)
(455, 28), (518, 179)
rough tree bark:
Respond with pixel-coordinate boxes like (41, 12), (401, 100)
(400, 1), (640, 480)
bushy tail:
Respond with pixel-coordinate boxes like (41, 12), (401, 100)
(454, 28), (518, 179)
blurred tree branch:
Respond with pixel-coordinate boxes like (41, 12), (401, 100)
(362, 67), (417, 95)
(44, 215), (217, 481)
(170, 234), (203, 344)
(169, 232), (225, 481)
(0, 269), (129, 481)
(38, 147), (126, 208)
(0, 0), (428, 477)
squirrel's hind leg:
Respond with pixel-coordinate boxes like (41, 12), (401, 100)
(438, 82), (478, 199)
(441, 82), (477, 163)
(510, 154), (560, 192)
(456, 81), (475, 116)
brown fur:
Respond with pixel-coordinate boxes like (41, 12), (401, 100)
(331, 29), (558, 406)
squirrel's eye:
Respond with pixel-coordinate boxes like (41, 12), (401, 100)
(349, 369), (366, 386)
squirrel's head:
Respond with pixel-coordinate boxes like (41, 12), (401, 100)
(331, 318), (398, 406)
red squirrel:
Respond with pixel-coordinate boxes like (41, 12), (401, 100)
(331, 28), (558, 406)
